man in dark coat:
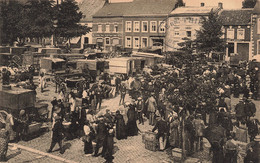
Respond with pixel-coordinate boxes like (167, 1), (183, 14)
(244, 99), (256, 120)
(114, 111), (126, 140)
(136, 97), (144, 125)
(104, 123), (115, 163)
(93, 117), (108, 157)
(95, 85), (103, 111)
(47, 115), (64, 154)
(246, 117), (259, 142)
(235, 98), (246, 124)
(127, 103), (138, 136)
(152, 116), (168, 151)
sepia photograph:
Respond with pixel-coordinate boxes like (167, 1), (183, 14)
(0, 0), (260, 162)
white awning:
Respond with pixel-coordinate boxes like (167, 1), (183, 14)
(132, 51), (164, 58)
(68, 37), (80, 44)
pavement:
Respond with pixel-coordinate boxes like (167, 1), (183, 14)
(4, 77), (260, 163)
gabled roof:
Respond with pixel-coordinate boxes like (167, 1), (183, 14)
(93, 0), (177, 18)
(79, 0), (106, 22)
(219, 9), (253, 26)
(169, 6), (218, 16)
(253, 0), (260, 14)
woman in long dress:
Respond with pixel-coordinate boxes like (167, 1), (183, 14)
(0, 122), (9, 162)
(169, 115), (180, 148)
(114, 111), (127, 140)
(83, 121), (93, 155)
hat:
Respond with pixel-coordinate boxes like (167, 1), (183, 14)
(125, 102), (130, 106)
(148, 82), (152, 85)
(138, 97), (142, 100)
(19, 110), (25, 116)
(254, 135), (260, 141)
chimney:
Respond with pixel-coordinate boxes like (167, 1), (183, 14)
(201, 3), (205, 7)
(218, 2), (223, 9)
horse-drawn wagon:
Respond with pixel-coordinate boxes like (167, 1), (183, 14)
(0, 86), (48, 141)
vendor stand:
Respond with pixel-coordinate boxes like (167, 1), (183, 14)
(131, 51), (164, 67)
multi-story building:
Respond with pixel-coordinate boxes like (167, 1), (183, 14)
(79, 0), (106, 49)
(252, 0), (260, 59)
(166, 4), (221, 51)
(92, 0), (177, 51)
(219, 9), (253, 61)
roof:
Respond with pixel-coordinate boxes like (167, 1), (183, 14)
(169, 6), (218, 16)
(93, 0), (177, 18)
(219, 9), (253, 26)
(253, 0), (260, 14)
(79, 0), (106, 22)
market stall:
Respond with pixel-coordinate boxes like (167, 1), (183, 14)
(131, 51), (164, 67)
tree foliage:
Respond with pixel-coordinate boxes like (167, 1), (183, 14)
(195, 11), (225, 54)
(55, 0), (90, 41)
(242, 0), (257, 8)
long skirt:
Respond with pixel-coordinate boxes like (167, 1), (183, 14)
(84, 140), (93, 154)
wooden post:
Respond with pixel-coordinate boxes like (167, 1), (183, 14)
(8, 143), (78, 163)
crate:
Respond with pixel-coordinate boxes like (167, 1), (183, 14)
(144, 139), (158, 151)
(172, 148), (183, 162)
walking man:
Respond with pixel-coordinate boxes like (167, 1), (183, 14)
(146, 93), (157, 126)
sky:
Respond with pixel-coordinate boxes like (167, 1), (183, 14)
(75, 0), (244, 9)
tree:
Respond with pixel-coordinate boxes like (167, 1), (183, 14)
(242, 0), (257, 8)
(195, 11), (225, 54)
(23, 0), (55, 46)
(1, 0), (24, 45)
(55, 0), (90, 48)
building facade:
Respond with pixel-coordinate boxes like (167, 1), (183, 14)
(166, 6), (221, 51)
(79, 0), (106, 49)
(220, 9), (253, 61)
(92, 0), (177, 51)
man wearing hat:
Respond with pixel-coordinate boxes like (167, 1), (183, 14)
(136, 97), (144, 125)
(47, 115), (64, 154)
(93, 116), (107, 157)
(193, 114), (205, 152)
(235, 98), (246, 124)
(146, 93), (157, 126)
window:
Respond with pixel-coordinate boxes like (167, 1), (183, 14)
(258, 40), (260, 54)
(84, 37), (89, 44)
(150, 21), (157, 32)
(258, 18), (260, 34)
(141, 37), (148, 48)
(105, 25), (110, 33)
(159, 21), (165, 33)
(126, 21), (132, 32)
(134, 21), (140, 32)
(227, 29), (235, 39)
(237, 29), (245, 40)
(125, 37), (131, 48)
(142, 21), (148, 32)
(133, 37), (140, 48)
(105, 38), (110, 45)
(98, 25), (102, 33)
(114, 25), (118, 33)
(186, 31), (191, 37)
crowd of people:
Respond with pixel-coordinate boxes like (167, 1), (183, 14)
(1, 52), (260, 162)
